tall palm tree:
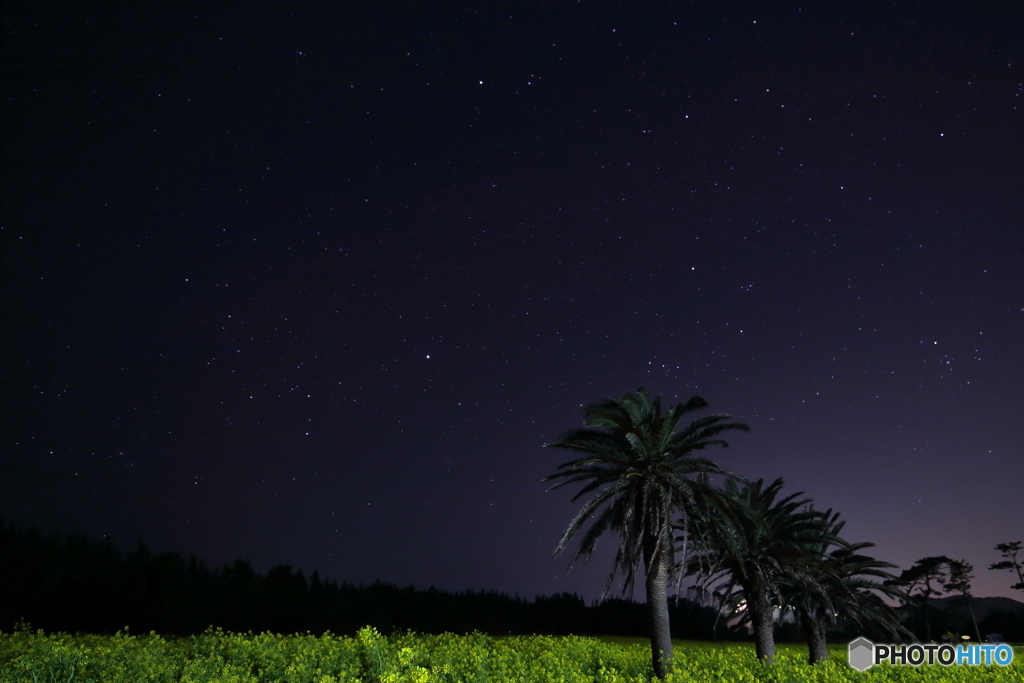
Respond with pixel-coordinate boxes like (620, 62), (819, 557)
(683, 478), (835, 663)
(778, 511), (909, 664)
(544, 388), (749, 679)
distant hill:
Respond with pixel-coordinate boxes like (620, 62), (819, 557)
(929, 596), (1024, 622)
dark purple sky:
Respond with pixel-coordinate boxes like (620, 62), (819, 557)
(2, 1), (1022, 603)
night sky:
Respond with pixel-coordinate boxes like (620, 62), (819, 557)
(2, 2), (1022, 604)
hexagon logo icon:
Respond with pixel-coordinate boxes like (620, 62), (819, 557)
(848, 637), (875, 671)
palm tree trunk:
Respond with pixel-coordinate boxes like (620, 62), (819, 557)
(800, 610), (829, 664)
(745, 580), (776, 663)
(645, 545), (674, 679)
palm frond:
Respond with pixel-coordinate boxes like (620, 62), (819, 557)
(544, 388), (749, 598)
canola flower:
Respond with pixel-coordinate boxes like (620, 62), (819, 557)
(1, 627), (1020, 682)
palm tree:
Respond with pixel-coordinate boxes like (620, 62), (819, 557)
(683, 478), (835, 663)
(544, 388), (749, 679)
(778, 511), (909, 663)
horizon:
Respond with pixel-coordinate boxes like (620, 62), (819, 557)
(6, 519), (1022, 608)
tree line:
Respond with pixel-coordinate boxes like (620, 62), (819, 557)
(0, 521), (724, 638)
(3, 520), (1018, 647)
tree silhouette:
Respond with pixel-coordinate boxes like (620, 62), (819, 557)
(777, 510), (907, 663)
(684, 478), (835, 663)
(544, 388), (748, 678)
(944, 559), (981, 642)
(887, 556), (950, 642)
(4, 520), (725, 637)
(989, 542), (1024, 593)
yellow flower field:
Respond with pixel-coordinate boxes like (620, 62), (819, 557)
(1, 627), (1019, 682)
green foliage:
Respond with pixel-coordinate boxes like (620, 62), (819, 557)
(1, 630), (1020, 683)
